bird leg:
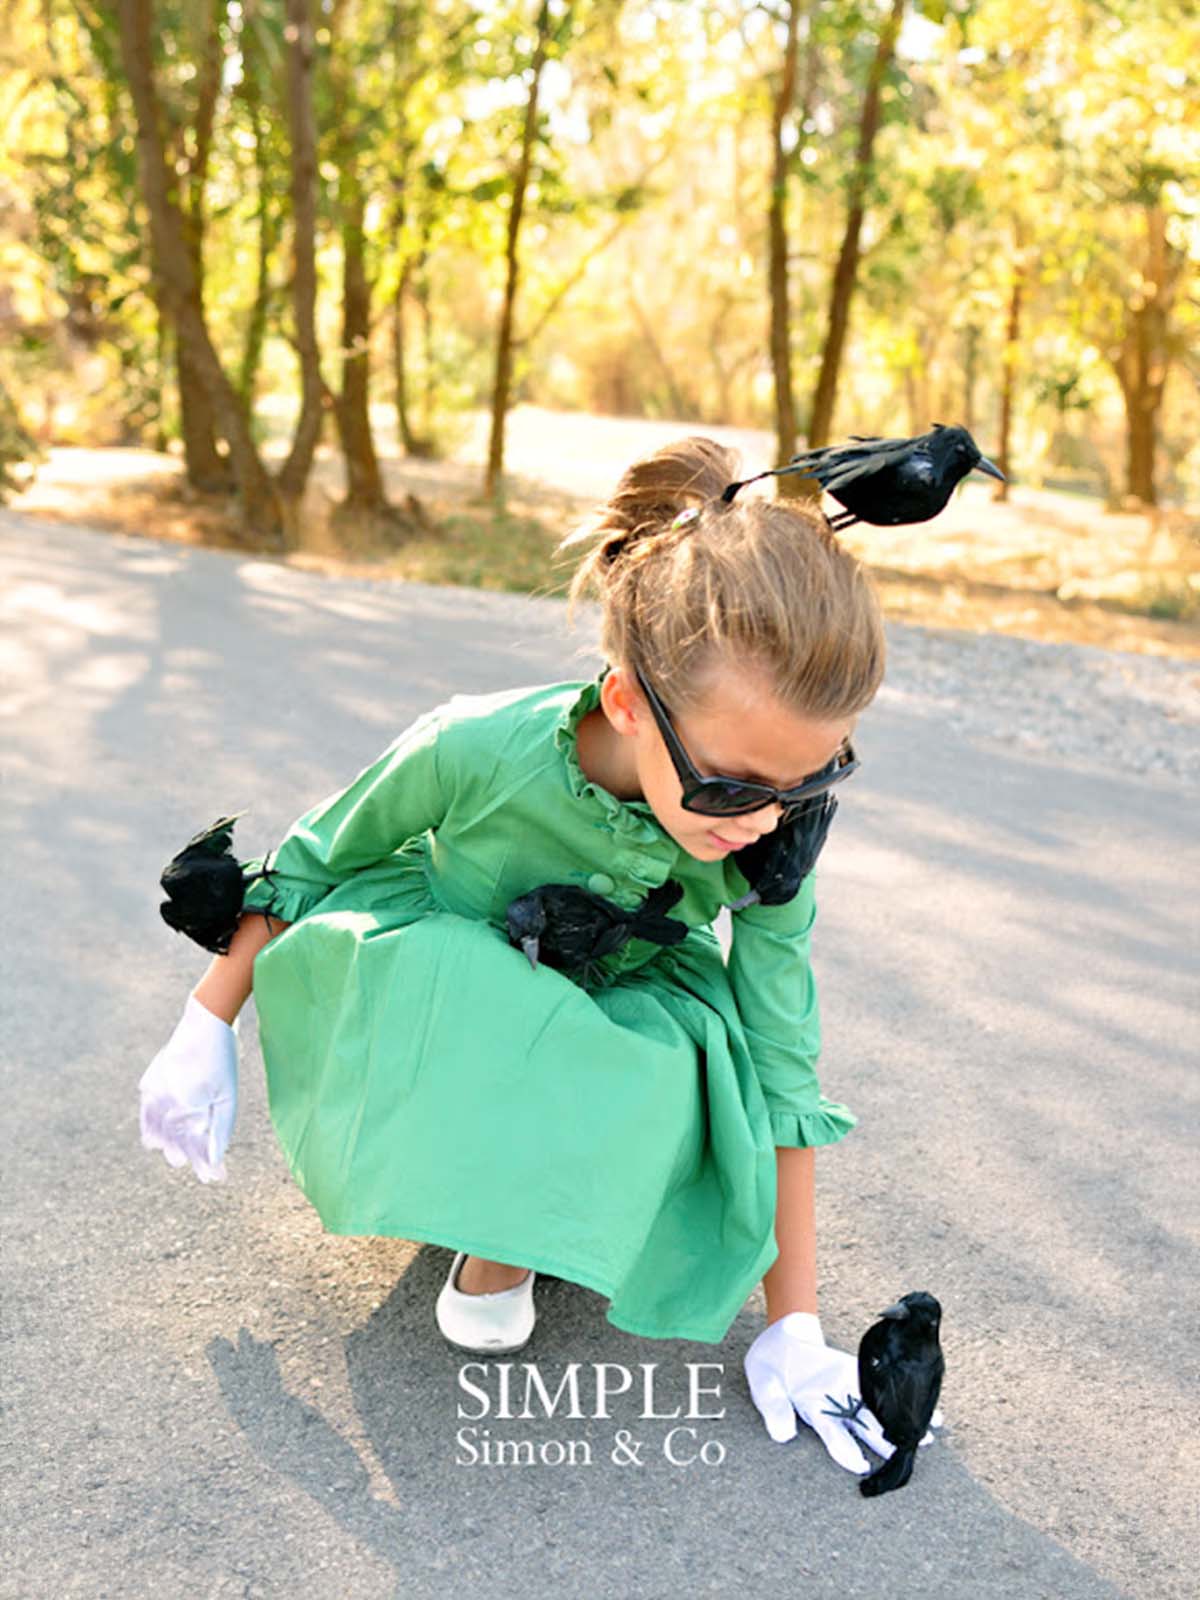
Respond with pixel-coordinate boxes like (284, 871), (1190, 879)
(826, 509), (860, 531)
(821, 1393), (865, 1423)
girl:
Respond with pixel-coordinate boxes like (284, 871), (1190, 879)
(141, 435), (903, 1477)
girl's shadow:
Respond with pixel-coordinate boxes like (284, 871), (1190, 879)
(205, 1246), (1129, 1600)
(207, 1245), (756, 1591)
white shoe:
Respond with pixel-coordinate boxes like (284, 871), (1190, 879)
(435, 1251), (536, 1354)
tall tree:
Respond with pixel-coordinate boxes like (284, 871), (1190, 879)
(485, 0), (556, 502)
(113, 0), (282, 537)
(326, 0), (387, 513)
(765, 0), (802, 480)
(173, 0), (234, 490)
(1107, 202), (1186, 507)
(276, 0), (328, 504)
(807, 0), (905, 448)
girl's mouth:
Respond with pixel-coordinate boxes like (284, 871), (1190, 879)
(708, 830), (746, 851)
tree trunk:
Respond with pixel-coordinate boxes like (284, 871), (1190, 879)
(115, 0), (281, 538)
(328, 0), (385, 512)
(418, 250), (435, 442)
(393, 251), (417, 453)
(335, 178), (385, 507)
(767, 0), (801, 490)
(277, 0), (327, 502)
(484, 0), (553, 502)
(994, 245), (1024, 503)
(1110, 205), (1179, 508)
(235, 6), (280, 420)
(806, 0), (905, 449)
(177, 0), (235, 490)
(177, 343), (231, 488)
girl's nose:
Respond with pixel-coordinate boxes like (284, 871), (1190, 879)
(739, 801), (783, 837)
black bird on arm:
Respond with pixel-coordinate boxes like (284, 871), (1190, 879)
(720, 424), (1004, 529)
(160, 813), (250, 956)
(823, 1290), (945, 1498)
(159, 813), (278, 954)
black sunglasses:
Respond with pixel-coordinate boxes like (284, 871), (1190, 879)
(631, 664), (859, 821)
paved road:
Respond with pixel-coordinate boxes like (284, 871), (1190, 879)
(3, 512), (1195, 1600)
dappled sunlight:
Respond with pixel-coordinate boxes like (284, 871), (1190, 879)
(2, 576), (135, 639)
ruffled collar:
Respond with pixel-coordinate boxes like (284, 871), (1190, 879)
(553, 665), (665, 842)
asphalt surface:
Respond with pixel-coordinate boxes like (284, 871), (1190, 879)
(2, 512), (1196, 1600)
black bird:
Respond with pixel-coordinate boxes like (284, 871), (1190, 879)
(824, 1290), (945, 1498)
(720, 424), (1004, 529)
(505, 878), (688, 984)
(725, 791), (838, 912)
(160, 813), (250, 955)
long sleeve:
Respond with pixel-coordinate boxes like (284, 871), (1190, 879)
(240, 705), (448, 926)
(726, 872), (856, 1149)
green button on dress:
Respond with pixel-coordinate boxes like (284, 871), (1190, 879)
(241, 669), (856, 1344)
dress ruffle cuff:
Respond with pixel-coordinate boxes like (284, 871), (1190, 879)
(239, 853), (325, 928)
(767, 1096), (857, 1149)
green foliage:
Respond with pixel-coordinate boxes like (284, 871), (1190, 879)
(1, 0), (1195, 509)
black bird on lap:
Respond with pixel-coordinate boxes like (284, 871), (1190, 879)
(720, 424), (1004, 529)
(506, 878), (688, 984)
(824, 1290), (945, 1498)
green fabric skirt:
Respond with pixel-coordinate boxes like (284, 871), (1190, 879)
(250, 835), (781, 1343)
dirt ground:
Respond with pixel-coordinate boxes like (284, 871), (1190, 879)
(12, 407), (1200, 661)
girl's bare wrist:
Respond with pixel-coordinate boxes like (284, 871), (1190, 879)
(192, 911), (289, 1025)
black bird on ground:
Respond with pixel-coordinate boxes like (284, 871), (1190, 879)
(505, 878), (688, 984)
(824, 1289), (945, 1498)
(720, 424), (1004, 529)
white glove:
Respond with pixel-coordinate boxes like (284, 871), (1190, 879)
(744, 1311), (940, 1474)
(139, 994), (239, 1183)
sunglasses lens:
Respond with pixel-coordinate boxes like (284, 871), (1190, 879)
(685, 781), (771, 816)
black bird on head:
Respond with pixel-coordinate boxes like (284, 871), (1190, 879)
(823, 1289), (945, 1498)
(720, 424), (1004, 530)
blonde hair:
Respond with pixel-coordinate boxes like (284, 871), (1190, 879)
(555, 435), (886, 722)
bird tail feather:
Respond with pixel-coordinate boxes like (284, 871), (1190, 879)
(859, 1445), (916, 1498)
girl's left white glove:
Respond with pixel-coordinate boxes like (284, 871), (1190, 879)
(744, 1311), (940, 1474)
(139, 994), (239, 1183)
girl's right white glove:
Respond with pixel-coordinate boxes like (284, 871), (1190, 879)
(139, 994), (239, 1182)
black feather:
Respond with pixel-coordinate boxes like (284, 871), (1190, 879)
(506, 878), (687, 983)
(726, 793), (838, 910)
(159, 812), (251, 955)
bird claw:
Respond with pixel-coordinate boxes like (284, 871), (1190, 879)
(821, 1392), (865, 1423)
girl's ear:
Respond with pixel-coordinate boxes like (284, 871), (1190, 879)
(600, 665), (642, 739)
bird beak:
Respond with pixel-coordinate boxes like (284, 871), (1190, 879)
(880, 1299), (910, 1320)
(973, 455), (1005, 481)
(521, 935), (540, 971)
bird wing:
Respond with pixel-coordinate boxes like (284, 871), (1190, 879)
(783, 435), (929, 494)
(871, 1354), (942, 1447)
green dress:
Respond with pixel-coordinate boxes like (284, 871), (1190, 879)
(240, 667), (855, 1344)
